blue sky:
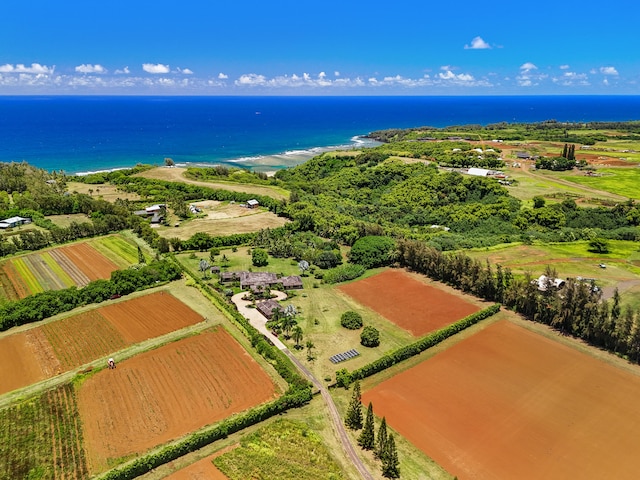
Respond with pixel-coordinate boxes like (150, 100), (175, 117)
(0, 0), (638, 95)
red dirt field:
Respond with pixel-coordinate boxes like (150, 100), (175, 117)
(99, 291), (204, 343)
(339, 269), (480, 336)
(0, 332), (47, 394)
(41, 310), (127, 370)
(77, 328), (278, 473)
(57, 242), (119, 282)
(165, 454), (231, 480)
(363, 320), (640, 480)
(0, 261), (27, 299)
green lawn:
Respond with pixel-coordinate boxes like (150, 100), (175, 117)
(555, 168), (640, 199)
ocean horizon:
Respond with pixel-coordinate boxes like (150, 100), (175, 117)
(1, 95), (639, 175)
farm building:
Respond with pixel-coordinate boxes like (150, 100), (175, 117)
(280, 275), (304, 289)
(0, 216), (31, 229)
(220, 271), (245, 283)
(467, 168), (490, 177)
(534, 275), (566, 291)
(516, 151), (532, 160)
(247, 199), (259, 208)
(256, 299), (283, 319)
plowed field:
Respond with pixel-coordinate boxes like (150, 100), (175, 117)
(339, 269), (480, 336)
(166, 455), (230, 480)
(77, 328), (278, 473)
(100, 291), (204, 343)
(0, 292), (204, 394)
(363, 320), (640, 480)
(57, 242), (119, 282)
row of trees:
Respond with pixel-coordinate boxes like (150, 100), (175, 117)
(396, 239), (640, 363)
(344, 381), (400, 478)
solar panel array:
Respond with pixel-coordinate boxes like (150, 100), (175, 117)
(329, 349), (360, 364)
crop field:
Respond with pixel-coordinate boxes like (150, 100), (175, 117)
(339, 269), (482, 336)
(165, 454), (230, 480)
(363, 320), (640, 480)
(77, 327), (279, 474)
(0, 291), (205, 395)
(0, 237), (137, 300)
(0, 383), (88, 480)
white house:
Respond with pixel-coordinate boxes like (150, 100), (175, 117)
(0, 216), (31, 229)
(467, 168), (490, 177)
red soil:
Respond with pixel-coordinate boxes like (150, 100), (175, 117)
(99, 291), (204, 343)
(77, 328), (278, 474)
(0, 331), (49, 394)
(165, 452), (232, 480)
(41, 310), (127, 370)
(1, 261), (28, 299)
(339, 270), (480, 336)
(57, 242), (119, 282)
(363, 320), (640, 480)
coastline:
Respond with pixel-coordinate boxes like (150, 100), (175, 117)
(75, 135), (381, 176)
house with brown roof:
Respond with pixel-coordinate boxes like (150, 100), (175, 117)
(256, 299), (283, 319)
(240, 271), (279, 290)
(280, 275), (303, 289)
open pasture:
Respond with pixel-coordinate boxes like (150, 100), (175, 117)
(77, 327), (279, 474)
(0, 237), (137, 300)
(555, 167), (640, 200)
(339, 269), (481, 337)
(363, 320), (640, 480)
(66, 181), (142, 202)
(156, 207), (289, 240)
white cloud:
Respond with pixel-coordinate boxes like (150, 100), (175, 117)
(218, 72), (228, 79)
(464, 36), (491, 50)
(603, 78), (609, 86)
(179, 68), (194, 75)
(0, 63), (54, 74)
(520, 62), (538, 72)
(142, 63), (170, 74)
(235, 73), (267, 86)
(334, 71), (340, 77)
(75, 64), (107, 74)
(600, 66), (619, 75)
(560, 64), (570, 70)
(319, 71), (326, 79)
(552, 71), (589, 87)
(115, 66), (130, 74)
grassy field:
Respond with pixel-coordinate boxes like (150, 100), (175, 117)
(46, 213), (91, 228)
(213, 419), (344, 480)
(555, 167), (640, 199)
(90, 234), (141, 266)
(67, 182), (141, 202)
(156, 205), (289, 240)
(135, 167), (290, 200)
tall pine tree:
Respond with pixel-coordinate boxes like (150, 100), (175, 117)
(345, 381), (363, 430)
(375, 416), (388, 459)
(358, 402), (375, 450)
(381, 433), (400, 478)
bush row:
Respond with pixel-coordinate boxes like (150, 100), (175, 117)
(337, 304), (501, 386)
(321, 263), (366, 284)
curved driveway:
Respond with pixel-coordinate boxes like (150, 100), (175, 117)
(231, 291), (374, 480)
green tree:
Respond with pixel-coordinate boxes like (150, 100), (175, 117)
(252, 248), (269, 267)
(360, 325), (380, 347)
(341, 311), (363, 330)
(345, 381), (363, 430)
(348, 236), (397, 269)
(532, 196), (546, 208)
(137, 245), (146, 264)
(358, 402), (375, 450)
(381, 434), (400, 478)
(376, 417), (388, 459)
(588, 238), (610, 254)
(305, 340), (315, 361)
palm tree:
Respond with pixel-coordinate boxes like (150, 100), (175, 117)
(292, 325), (303, 349)
(306, 340), (315, 361)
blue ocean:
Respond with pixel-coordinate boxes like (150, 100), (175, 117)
(1, 96), (639, 175)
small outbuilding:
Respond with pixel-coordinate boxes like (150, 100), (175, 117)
(467, 168), (490, 177)
(247, 199), (259, 209)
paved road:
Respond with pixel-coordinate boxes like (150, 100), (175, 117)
(231, 292), (374, 480)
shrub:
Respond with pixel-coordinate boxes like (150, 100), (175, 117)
(360, 326), (380, 347)
(252, 248), (269, 267)
(322, 263), (365, 284)
(348, 236), (396, 269)
(341, 311), (363, 330)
